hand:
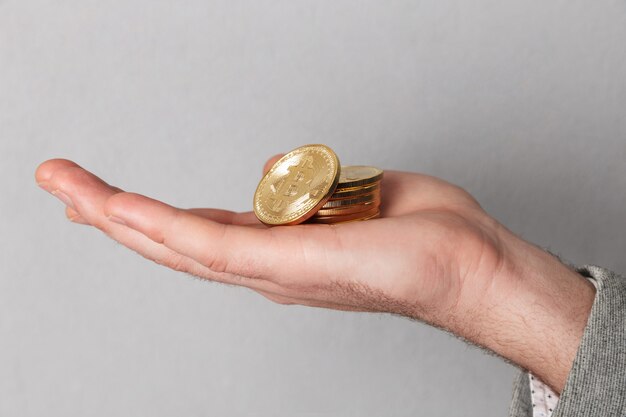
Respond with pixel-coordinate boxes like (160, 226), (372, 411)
(35, 156), (595, 393)
(35, 156), (501, 320)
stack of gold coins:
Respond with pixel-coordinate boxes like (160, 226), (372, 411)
(253, 144), (383, 226)
(307, 166), (383, 224)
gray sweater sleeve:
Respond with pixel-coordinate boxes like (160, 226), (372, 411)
(508, 264), (626, 416)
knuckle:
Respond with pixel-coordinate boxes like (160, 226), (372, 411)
(203, 255), (230, 274)
(198, 224), (232, 274)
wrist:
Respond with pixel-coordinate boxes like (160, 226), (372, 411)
(461, 225), (595, 393)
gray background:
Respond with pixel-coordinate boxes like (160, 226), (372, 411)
(1, 1), (625, 416)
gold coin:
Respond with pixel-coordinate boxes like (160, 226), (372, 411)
(320, 191), (381, 210)
(253, 144), (340, 225)
(316, 201), (378, 216)
(321, 191), (380, 209)
(336, 166), (383, 189)
(328, 182), (380, 200)
(308, 207), (381, 224)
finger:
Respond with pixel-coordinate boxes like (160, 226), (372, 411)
(262, 154), (285, 176)
(43, 165), (299, 294)
(47, 165), (123, 227)
(65, 206), (89, 225)
(45, 165), (197, 266)
(103, 192), (340, 284)
(185, 208), (262, 226)
(36, 159), (83, 192)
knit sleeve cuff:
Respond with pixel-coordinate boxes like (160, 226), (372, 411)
(551, 265), (626, 416)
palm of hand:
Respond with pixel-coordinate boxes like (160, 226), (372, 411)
(36, 158), (506, 329)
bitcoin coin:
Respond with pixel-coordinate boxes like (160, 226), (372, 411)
(311, 166), (382, 223)
(253, 144), (340, 225)
(253, 145), (384, 225)
(316, 202), (378, 216)
(335, 166), (383, 189)
(308, 207), (381, 224)
(320, 191), (380, 209)
(329, 183), (380, 199)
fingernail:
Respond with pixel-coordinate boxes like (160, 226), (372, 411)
(51, 190), (75, 210)
(107, 215), (127, 226)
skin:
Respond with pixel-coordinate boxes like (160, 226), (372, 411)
(35, 156), (595, 394)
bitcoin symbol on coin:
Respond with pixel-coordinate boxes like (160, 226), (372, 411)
(253, 144), (340, 225)
(267, 156), (316, 213)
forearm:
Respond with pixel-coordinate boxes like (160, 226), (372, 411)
(457, 225), (596, 393)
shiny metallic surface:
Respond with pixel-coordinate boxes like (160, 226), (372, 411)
(254, 144), (340, 225)
(328, 183), (380, 199)
(316, 201), (378, 216)
(336, 166), (384, 189)
(320, 191), (380, 209)
(308, 208), (381, 224)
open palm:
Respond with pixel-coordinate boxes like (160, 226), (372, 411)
(36, 157), (507, 331)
